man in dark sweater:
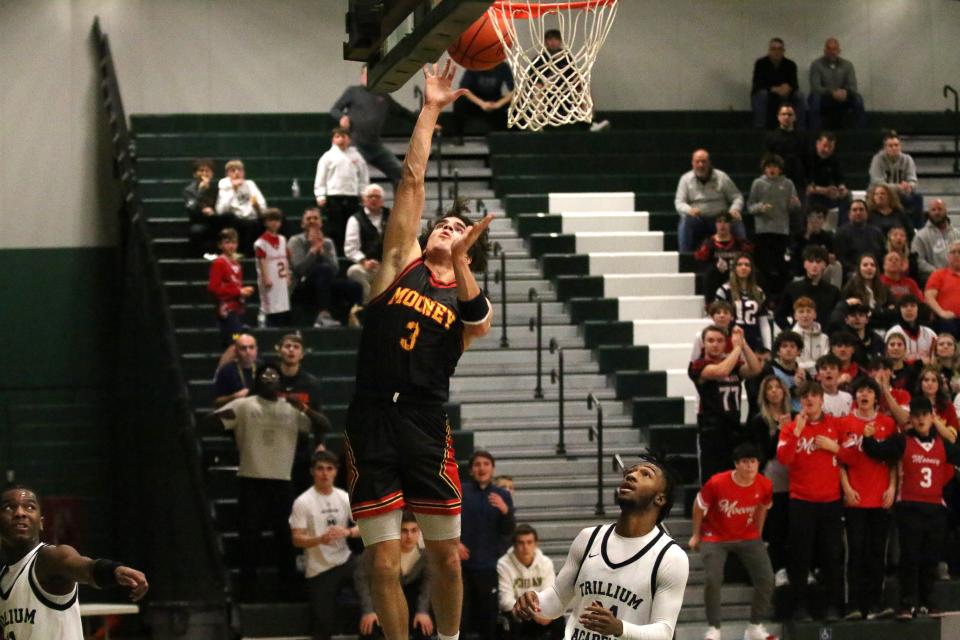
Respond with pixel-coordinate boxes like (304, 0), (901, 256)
(776, 246), (841, 330)
(460, 450), (516, 640)
(805, 131), (851, 225)
(834, 199), (885, 278)
(751, 38), (805, 129)
(331, 66), (419, 191)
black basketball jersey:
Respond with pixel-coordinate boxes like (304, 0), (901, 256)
(355, 258), (465, 403)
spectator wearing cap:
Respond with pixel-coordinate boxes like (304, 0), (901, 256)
(886, 295), (937, 364)
(776, 246), (841, 331)
(675, 149), (745, 253)
(690, 443), (776, 640)
(924, 240), (960, 339)
(693, 212), (753, 304)
(460, 451), (516, 640)
(290, 450), (360, 639)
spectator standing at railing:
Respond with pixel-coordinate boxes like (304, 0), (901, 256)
(254, 208), (292, 327)
(208, 228), (255, 348)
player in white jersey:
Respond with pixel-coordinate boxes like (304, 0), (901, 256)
(514, 456), (690, 640)
(0, 486), (148, 639)
(254, 208), (292, 325)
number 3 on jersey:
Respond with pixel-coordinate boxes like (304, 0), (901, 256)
(400, 321), (420, 351)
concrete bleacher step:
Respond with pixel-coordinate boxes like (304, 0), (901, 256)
(603, 273), (696, 297)
(575, 232), (664, 253)
(633, 318), (710, 344)
(616, 295), (705, 321)
(588, 251), (678, 274)
(549, 192), (635, 212)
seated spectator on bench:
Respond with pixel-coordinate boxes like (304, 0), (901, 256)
(675, 149), (745, 253)
(751, 37), (805, 130)
(764, 107), (807, 222)
(213, 333), (262, 407)
(924, 240), (960, 339)
(290, 450), (360, 639)
(869, 131), (923, 227)
(184, 157), (218, 253)
(456, 62), (514, 139)
(913, 199), (960, 286)
(808, 37), (865, 131)
(867, 184), (914, 243)
(497, 524), (563, 640)
(355, 511), (434, 640)
(289, 207), (363, 327)
(776, 246), (841, 331)
(694, 212), (752, 304)
(216, 159), (266, 251)
(881, 250), (923, 305)
(345, 184), (389, 303)
(835, 200), (885, 280)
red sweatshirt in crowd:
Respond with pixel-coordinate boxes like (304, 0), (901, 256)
(777, 413), (842, 502)
(208, 255), (245, 318)
(837, 411), (897, 508)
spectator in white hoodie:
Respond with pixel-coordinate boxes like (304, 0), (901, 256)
(314, 127), (370, 254)
(792, 296), (830, 375)
(497, 524), (563, 640)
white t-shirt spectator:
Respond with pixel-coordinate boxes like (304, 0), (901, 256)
(215, 178), (267, 219)
(218, 396), (311, 480)
(314, 144), (370, 200)
(822, 390), (853, 417)
(288, 486), (353, 578)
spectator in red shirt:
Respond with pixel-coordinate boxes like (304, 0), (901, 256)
(689, 443), (775, 640)
(836, 377), (897, 620)
(690, 326), (763, 484)
(208, 227), (256, 347)
(880, 250), (923, 305)
(924, 240), (960, 339)
(776, 380), (844, 621)
(863, 396), (960, 618)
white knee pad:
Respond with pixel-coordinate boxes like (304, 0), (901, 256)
(357, 510), (403, 547)
(415, 513), (461, 541)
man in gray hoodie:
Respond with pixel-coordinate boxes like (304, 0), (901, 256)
(808, 38), (865, 130)
(869, 131), (923, 225)
(912, 199), (960, 285)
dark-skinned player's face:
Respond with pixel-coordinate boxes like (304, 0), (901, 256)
(0, 489), (42, 544)
(615, 463), (666, 512)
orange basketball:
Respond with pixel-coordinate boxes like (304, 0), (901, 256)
(447, 11), (511, 71)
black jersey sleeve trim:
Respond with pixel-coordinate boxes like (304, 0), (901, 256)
(650, 539), (677, 600)
(573, 525), (604, 585)
(600, 524), (664, 569)
(367, 257), (425, 306)
(28, 549), (79, 611)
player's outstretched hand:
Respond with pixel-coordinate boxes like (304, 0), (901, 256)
(579, 602), (623, 636)
(115, 566), (149, 601)
(452, 214), (494, 262)
(423, 59), (468, 110)
(513, 591), (541, 620)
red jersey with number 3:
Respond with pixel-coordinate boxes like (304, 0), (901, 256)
(697, 471), (773, 542)
(899, 434), (951, 505)
(838, 412), (897, 508)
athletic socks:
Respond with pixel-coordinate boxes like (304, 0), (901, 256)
(439, 632), (460, 640)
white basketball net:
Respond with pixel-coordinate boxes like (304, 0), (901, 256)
(488, 0), (618, 131)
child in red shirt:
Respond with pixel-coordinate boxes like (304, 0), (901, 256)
(777, 380), (844, 621)
(208, 228), (255, 346)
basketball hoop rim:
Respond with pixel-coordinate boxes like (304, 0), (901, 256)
(490, 0), (616, 19)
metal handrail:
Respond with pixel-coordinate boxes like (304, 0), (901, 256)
(492, 242), (509, 347)
(587, 392), (605, 516)
(549, 338), (566, 455)
(944, 85), (960, 175)
(613, 454), (625, 473)
(528, 288), (544, 398)
(452, 167), (460, 203)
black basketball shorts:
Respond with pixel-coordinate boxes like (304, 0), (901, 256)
(344, 399), (462, 519)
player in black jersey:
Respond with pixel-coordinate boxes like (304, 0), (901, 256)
(344, 60), (493, 640)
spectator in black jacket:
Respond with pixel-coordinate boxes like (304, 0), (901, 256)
(777, 246), (841, 330)
(835, 199), (885, 279)
(751, 38), (805, 129)
(184, 157), (219, 253)
(805, 132), (851, 227)
(344, 184), (390, 302)
(460, 450), (516, 640)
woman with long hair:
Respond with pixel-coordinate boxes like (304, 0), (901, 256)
(867, 183), (913, 242)
(715, 253), (770, 351)
(932, 332), (960, 395)
(747, 375), (793, 584)
(915, 364), (960, 432)
(835, 253), (893, 328)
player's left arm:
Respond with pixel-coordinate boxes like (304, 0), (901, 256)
(452, 215), (494, 349)
(35, 544), (149, 601)
(619, 546), (689, 640)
